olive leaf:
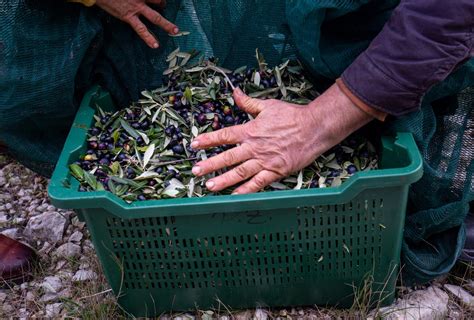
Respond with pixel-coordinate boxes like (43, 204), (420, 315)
(143, 143), (155, 168)
(69, 164), (84, 180)
(169, 31), (190, 37)
(120, 120), (140, 139)
(137, 131), (150, 145)
(294, 171), (303, 190)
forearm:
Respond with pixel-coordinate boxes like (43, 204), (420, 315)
(342, 0), (474, 116)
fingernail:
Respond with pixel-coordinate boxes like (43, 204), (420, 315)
(191, 141), (200, 148)
(232, 191), (239, 195)
(192, 166), (202, 175)
(153, 43), (159, 49)
(206, 181), (215, 189)
(173, 27), (179, 34)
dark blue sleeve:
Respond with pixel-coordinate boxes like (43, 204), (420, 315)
(341, 0), (474, 116)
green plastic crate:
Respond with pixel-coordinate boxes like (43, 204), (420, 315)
(49, 86), (423, 317)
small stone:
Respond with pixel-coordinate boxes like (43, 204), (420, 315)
(55, 242), (81, 259)
(18, 307), (28, 318)
(68, 231), (83, 243)
(235, 311), (251, 320)
(0, 228), (18, 239)
(20, 282), (28, 291)
(26, 292), (35, 302)
(40, 293), (59, 303)
(444, 284), (474, 308)
(41, 276), (62, 294)
(72, 270), (98, 282)
(45, 303), (63, 317)
(2, 304), (14, 313)
(0, 212), (8, 223)
(79, 262), (90, 270)
(24, 211), (68, 243)
(370, 286), (448, 320)
(9, 176), (20, 185)
(55, 260), (68, 271)
(255, 309), (268, 320)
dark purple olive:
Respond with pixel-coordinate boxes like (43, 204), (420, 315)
(90, 127), (100, 136)
(148, 180), (157, 187)
(261, 79), (270, 88)
(155, 167), (163, 174)
(246, 68), (253, 79)
(270, 77), (277, 86)
(165, 125), (175, 136)
(86, 149), (95, 155)
(310, 181), (318, 188)
(132, 122), (141, 129)
(140, 121), (149, 129)
(329, 170), (339, 177)
(224, 116), (234, 124)
(100, 116), (110, 124)
(98, 143), (106, 150)
(167, 169), (177, 178)
(88, 141), (98, 149)
(176, 91), (183, 99)
(136, 137), (144, 145)
(137, 195), (146, 201)
(99, 158), (110, 166)
(360, 151), (369, 158)
(196, 114), (207, 125)
(168, 139), (178, 147)
(79, 186), (87, 192)
(118, 154), (127, 161)
(172, 145), (185, 154)
(347, 165), (357, 174)
(212, 121), (221, 130)
(174, 100), (182, 109)
(95, 169), (106, 177)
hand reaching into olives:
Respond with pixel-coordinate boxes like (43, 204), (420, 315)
(95, 0), (179, 48)
(191, 84), (374, 194)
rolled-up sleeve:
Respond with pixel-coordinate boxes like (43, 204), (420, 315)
(341, 0), (474, 117)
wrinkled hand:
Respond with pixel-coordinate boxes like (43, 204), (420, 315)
(191, 84), (373, 194)
(95, 0), (178, 48)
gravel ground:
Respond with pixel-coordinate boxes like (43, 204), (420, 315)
(0, 155), (473, 319)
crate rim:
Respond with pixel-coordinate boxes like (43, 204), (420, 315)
(48, 86), (423, 218)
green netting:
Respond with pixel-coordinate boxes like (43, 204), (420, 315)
(0, 0), (472, 285)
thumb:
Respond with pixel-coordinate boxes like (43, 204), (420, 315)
(233, 87), (265, 117)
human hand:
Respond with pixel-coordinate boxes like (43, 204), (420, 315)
(190, 84), (373, 194)
(95, 0), (179, 48)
